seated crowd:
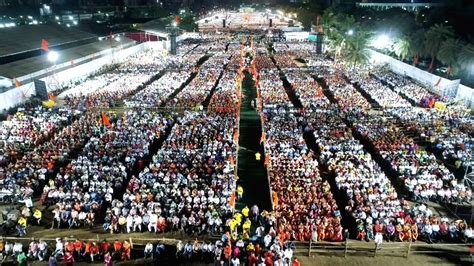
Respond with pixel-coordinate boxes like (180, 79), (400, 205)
(256, 53), (344, 242)
(348, 72), (411, 108)
(167, 54), (230, 108)
(124, 70), (191, 108)
(1, 35), (471, 266)
(102, 111), (238, 236)
(371, 66), (439, 107)
(43, 110), (172, 231)
(351, 113), (472, 204)
(284, 70), (330, 109)
(208, 51), (242, 114)
(387, 107), (473, 174)
(324, 71), (372, 111)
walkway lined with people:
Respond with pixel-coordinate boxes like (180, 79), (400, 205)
(0, 34), (472, 266)
(236, 60), (272, 211)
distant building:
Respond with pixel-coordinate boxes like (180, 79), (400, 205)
(356, 1), (445, 11)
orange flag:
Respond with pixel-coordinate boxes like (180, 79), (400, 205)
(272, 191), (279, 207)
(101, 112), (111, 127)
(41, 39), (49, 51)
(229, 193), (236, 207)
(260, 132), (266, 144)
(48, 92), (56, 101)
(229, 155), (235, 166)
(264, 154), (270, 167)
(15, 79), (21, 87)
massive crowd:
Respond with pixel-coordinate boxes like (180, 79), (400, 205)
(345, 69), (411, 108)
(0, 35), (472, 266)
(167, 54), (230, 108)
(386, 108), (473, 172)
(256, 46), (344, 242)
(371, 66), (439, 107)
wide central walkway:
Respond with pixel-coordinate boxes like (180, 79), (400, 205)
(236, 70), (272, 211)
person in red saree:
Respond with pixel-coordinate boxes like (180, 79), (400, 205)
(332, 224), (344, 242)
(121, 240), (131, 261)
(63, 251), (74, 266)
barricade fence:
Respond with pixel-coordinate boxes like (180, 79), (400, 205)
(307, 239), (472, 259)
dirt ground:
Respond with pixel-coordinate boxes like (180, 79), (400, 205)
(297, 255), (464, 266)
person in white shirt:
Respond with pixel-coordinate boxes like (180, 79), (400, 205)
(283, 248), (293, 266)
(149, 212), (158, 232)
(134, 215), (142, 232)
(126, 214), (134, 233)
(52, 238), (64, 257)
(38, 240), (48, 261)
(144, 242), (153, 259)
(264, 234), (272, 248)
(13, 242), (23, 256)
(463, 227), (473, 241)
(231, 256), (240, 266)
(374, 232), (383, 250)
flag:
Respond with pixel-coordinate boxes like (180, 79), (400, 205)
(41, 39), (49, 51)
(229, 193), (236, 207)
(264, 154), (270, 167)
(260, 132), (266, 144)
(14, 79), (21, 87)
(229, 155), (235, 166)
(48, 92), (56, 101)
(101, 113), (111, 127)
(175, 15), (181, 24)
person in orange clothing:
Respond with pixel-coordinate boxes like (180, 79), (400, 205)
(411, 224), (419, 241)
(65, 241), (75, 255)
(404, 224), (412, 241)
(121, 240), (131, 261)
(395, 224), (404, 242)
(100, 240), (111, 256)
(254, 243), (262, 255)
(223, 244), (232, 261)
(292, 257), (301, 266)
(83, 241), (92, 258)
(73, 239), (83, 260)
(113, 239), (122, 260)
(90, 242), (99, 262)
(318, 223), (325, 241)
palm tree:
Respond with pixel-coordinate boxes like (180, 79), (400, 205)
(458, 43), (474, 76)
(320, 9), (337, 35)
(343, 31), (372, 69)
(437, 38), (463, 77)
(322, 12), (358, 63)
(424, 23), (454, 71)
(409, 29), (426, 66)
(393, 36), (411, 62)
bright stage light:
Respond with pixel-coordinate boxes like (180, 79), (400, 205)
(47, 51), (59, 63)
(372, 34), (390, 49)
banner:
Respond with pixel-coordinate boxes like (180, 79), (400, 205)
(41, 39), (49, 51)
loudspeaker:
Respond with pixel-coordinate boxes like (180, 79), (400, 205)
(223, 19), (226, 28)
(170, 35), (177, 55)
(315, 33), (325, 54)
(269, 19), (273, 27)
(34, 79), (48, 100)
